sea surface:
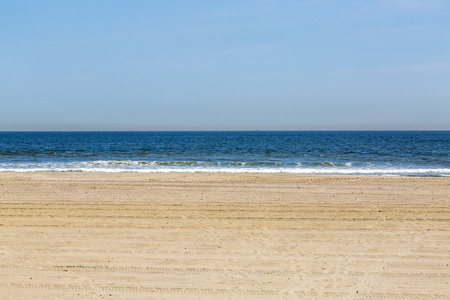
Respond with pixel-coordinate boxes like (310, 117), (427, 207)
(0, 131), (449, 176)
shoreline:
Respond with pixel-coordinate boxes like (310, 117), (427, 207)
(1, 172), (449, 299)
(2, 171), (450, 181)
(0, 170), (449, 177)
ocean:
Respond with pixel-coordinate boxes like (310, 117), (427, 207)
(0, 131), (449, 176)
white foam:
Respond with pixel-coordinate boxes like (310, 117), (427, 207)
(1, 160), (449, 176)
(0, 165), (449, 176)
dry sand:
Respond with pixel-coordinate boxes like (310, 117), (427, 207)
(0, 172), (449, 299)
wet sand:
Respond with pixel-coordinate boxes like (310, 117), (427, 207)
(0, 172), (449, 299)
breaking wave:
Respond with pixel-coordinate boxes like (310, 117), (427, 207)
(0, 160), (449, 176)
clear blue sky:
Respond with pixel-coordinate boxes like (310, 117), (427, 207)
(1, 0), (449, 130)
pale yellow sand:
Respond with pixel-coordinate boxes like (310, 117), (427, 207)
(0, 172), (449, 299)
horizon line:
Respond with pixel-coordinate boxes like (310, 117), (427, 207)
(1, 129), (449, 132)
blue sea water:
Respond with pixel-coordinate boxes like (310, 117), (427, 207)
(0, 131), (449, 176)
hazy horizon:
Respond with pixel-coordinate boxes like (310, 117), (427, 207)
(1, 129), (449, 133)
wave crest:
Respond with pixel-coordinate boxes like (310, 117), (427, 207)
(0, 160), (449, 176)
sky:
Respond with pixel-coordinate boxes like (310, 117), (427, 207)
(1, 0), (449, 131)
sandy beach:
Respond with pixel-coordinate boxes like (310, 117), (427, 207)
(0, 172), (449, 299)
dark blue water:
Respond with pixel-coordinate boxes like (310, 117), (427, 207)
(0, 131), (449, 176)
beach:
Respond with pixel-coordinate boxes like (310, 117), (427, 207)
(0, 172), (449, 299)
